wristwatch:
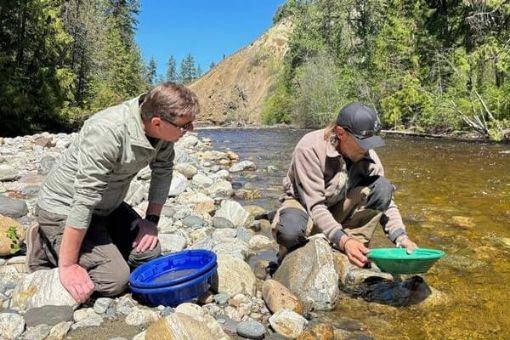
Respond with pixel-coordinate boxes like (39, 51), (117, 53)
(145, 214), (160, 226)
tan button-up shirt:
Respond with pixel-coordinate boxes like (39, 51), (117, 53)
(281, 129), (406, 245)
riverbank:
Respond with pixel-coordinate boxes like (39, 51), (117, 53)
(1, 131), (431, 339)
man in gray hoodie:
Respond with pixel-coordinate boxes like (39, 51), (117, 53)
(272, 102), (417, 267)
(28, 82), (200, 303)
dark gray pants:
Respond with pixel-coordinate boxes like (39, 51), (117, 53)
(34, 203), (161, 297)
(273, 176), (394, 254)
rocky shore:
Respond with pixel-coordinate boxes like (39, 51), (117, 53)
(0, 132), (445, 339)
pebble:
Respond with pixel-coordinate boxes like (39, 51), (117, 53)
(237, 319), (266, 339)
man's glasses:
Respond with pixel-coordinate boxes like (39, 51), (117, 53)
(159, 116), (194, 132)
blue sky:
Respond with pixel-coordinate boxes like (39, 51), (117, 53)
(135, 0), (286, 77)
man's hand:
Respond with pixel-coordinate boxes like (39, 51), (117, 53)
(59, 264), (94, 304)
(396, 235), (418, 254)
(132, 218), (159, 252)
(339, 235), (369, 267)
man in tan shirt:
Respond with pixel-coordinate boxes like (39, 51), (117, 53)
(273, 102), (417, 267)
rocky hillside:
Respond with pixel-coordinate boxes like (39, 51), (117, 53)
(190, 19), (293, 125)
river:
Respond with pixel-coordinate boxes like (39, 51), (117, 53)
(197, 127), (510, 339)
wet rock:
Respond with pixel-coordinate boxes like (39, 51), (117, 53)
(176, 192), (215, 214)
(274, 237), (339, 311)
(22, 324), (51, 340)
(235, 189), (262, 200)
(159, 233), (187, 253)
(24, 306), (73, 327)
(0, 215), (26, 256)
(212, 216), (234, 229)
(0, 312), (25, 339)
(269, 309), (307, 338)
(441, 254), (487, 271)
(183, 215), (205, 228)
(451, 216), (475, 229)
(262, 280), (305, 315)
(215, 200), (249, 227)
(47, 321), (72, 340)
(0, 196), (28, 218)
(355, 275), (443, 307)
(237, 319), (266, 339)
(168, 172), (188, 197)
(125, 307), (159, 326)
(214, 254), (256, 296)
(211, 169), (230, 181)
(11, 268), (78, 312)
(175, 163), (198, 179)
(206, 180), (233, 197)
(229, 160), (256, 172)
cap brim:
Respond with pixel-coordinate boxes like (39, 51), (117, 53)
(354, 135), (385, 150)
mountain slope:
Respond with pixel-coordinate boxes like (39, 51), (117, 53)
(190, 19), (292, 125)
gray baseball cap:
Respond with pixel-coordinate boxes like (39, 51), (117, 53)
(336, 102), (385, 150)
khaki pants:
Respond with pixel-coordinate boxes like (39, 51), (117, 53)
(272, 186), (383, 255)
(33, 202), (161, 297)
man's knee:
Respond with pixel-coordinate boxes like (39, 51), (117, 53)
(128, 242), (161, 268)
(275, 207), (308, 250)
(93, 261), (130, 297)
(359, 176), (394, 211)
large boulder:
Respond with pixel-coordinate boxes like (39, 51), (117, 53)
(11, 268), (78, 311)
(273, 237), (339, 311)
(0, 215), (25, 256)
(214, 254), (256, 296)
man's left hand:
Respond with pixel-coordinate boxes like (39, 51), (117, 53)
(397, 235), (418, 254)
(132, 218), (159, 252)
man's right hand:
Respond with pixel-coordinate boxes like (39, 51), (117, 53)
(340, 235), (369, 267)
(59, 264), (95, 304)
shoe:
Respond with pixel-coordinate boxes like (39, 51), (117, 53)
(25, 223), (51, 273)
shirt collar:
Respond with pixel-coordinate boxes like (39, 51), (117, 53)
(126, 94), (156, 150)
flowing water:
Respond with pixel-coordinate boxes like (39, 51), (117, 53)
(197, 127), (510, 339)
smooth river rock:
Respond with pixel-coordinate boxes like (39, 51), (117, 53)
(269, 309), (307, 338)
(262, 279), (305, 315)
(274, 237), (339, 311)
(213, 254), (256, 296)
(214, 200), (249, 227)
(11, 268), (78, 311)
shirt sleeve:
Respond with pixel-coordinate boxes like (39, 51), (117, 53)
(148, 142), (175, 205)
(366, 150), (407, 242)
(66, 122), (121, 229)
(293, 146), (346, 246)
